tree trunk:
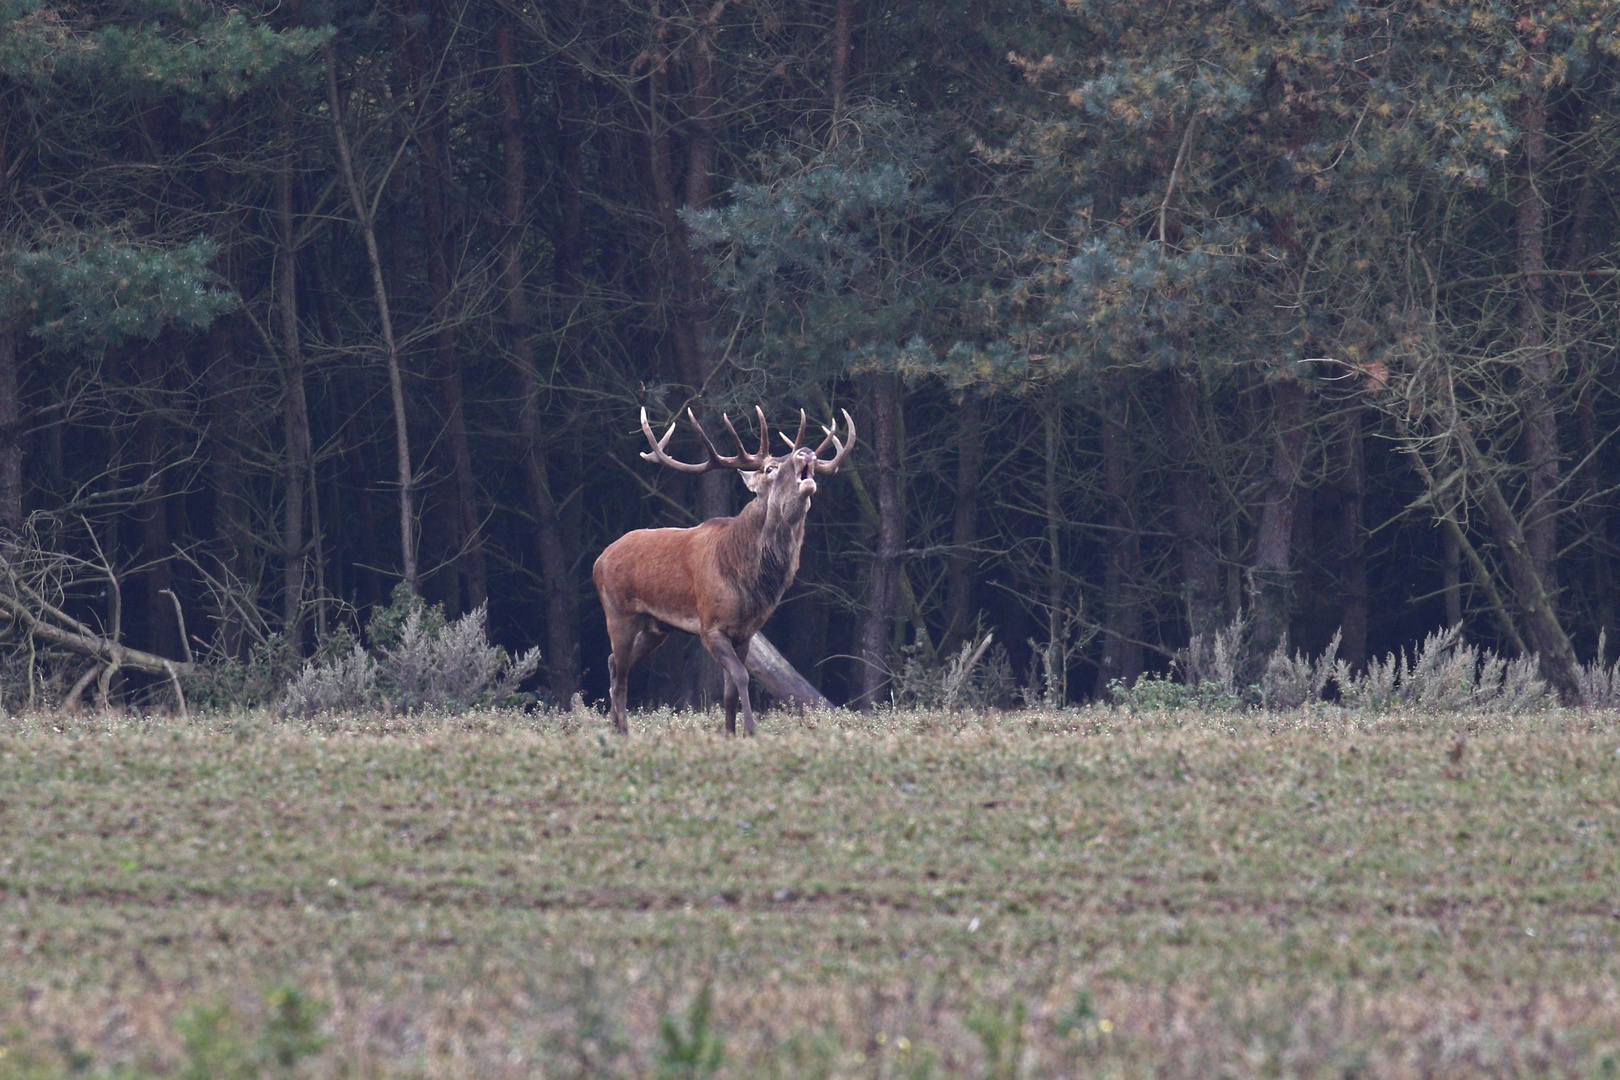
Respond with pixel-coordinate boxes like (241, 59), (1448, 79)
(402, 0), (484, 613)
(135, 343), (178, 660)
(1252, 374), (1308, 658)
(830, 0), (854, 121)
(1040, 398), (1068, 703)
(1098, 373), (1142, 692)
(274, 126), (312, 652)
(1165, 367), (1221, 642)
(324, 358), (381, 613)
(855, 371), (900, 709)
(325, 45), (417, 592)
(1576, 376), (1614, 643)
(1334, 407), (1368, 667)
(1402, 437), (1527, 654)
(203, 317), (251, 658)
(0, 326), (20, 533)
(1561, 133), (1611, 646)
(434, 354), (485, 613)
(642, 6), (729, 519)
(1453, 420), (1582, 702)
(0, 100), (17, 533)
(499, 18), (579, 704)
(942, 392), (982, 651)
(683, 38), (729, 531)
(305, 230), (385, 617)
(642, 5), (731, 704)
(787, 537), (829, 692)
(1515, 35), (1559, 613)
(1442, 519), (1463, 630)
(683, 5), (721, 215)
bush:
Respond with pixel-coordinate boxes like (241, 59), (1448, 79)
(1112, 618), (1246, 712)
(281, 585), (540, 718)
(1333, 626), (1548, 715)
(1173, 617), (1249, 709)
(1576, 629), (1620, 708)
(1117, 619), (1554, 716)
(1260, 630), (1340, 711)
(892, 632), (1016, 710)
(1107, 672), (1200, 712)
(183, 634), (314, 713)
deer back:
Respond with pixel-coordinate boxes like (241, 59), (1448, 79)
(594, 499), (804, 640)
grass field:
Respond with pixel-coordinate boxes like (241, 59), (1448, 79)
(1, 705), (1617, 1079)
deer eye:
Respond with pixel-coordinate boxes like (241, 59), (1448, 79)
(766, 464), (778, 475)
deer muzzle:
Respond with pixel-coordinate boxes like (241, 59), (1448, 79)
(794, 448), (818, 495)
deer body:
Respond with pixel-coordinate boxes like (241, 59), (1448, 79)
(594, 407), (853, 735)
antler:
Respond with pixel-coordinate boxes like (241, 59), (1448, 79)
(714, 406), (771, 470)
(778, 410), (810, 452)
(811, 408), (856, 474)
(639, 407), (770, 473)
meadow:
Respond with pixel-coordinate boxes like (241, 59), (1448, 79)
(0, 705), (1617, 1079)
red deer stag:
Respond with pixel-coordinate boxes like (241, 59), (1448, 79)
(593, 406), (855, 735)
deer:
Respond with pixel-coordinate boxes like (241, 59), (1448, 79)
(593, 405), (855, 735)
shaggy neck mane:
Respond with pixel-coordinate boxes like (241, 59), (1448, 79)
(716, 493), (806, 620)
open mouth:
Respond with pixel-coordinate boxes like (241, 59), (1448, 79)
(794, 450), (817, 493)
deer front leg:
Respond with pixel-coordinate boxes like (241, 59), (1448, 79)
(722, 678), (739, 736)
(733, 636), (754, 735)
(702, 630), (755, 737)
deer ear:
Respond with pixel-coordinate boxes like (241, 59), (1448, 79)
(740, 468), (765, 493)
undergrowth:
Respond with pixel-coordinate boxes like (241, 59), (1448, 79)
(280, 584), (539, 718)
(1111, 620), (1592, 716)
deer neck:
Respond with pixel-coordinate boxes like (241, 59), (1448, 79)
(723, 494), (807, 618)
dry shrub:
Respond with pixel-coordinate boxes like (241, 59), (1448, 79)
(1333, 625), (1548, 715)
(1576, 629), (1620, 708)
(281, 586), (539, 718)
(1260, 629), (1340, 710)
(1144, 621), (1554, 716)
(892, 632), (1017, 711)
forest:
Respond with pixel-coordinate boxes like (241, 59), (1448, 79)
(2, 0), (1620, 712)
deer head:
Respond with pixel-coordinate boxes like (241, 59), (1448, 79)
(638, 405), (852, 517)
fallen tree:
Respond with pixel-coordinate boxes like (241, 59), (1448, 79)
(0, 520), (194, 712)
(744, 632), (833, 711)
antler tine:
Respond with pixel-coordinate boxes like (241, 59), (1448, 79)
(685, 406), (776, 470)
(810, 408), (842, 455)
(705, 409), (760, 470)
(639, 407), (714, 473)
(688, 407), (745, 467)
(777, 409), (808, 451)
(754, 406), (771, 461)
(811, 407), (857, 475)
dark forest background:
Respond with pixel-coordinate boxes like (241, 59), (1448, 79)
(3, 0), (1620, 711)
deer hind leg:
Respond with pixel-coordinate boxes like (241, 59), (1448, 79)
(702, 630), (754, 737)
(605, 626), (633, 735)
(607, 615), (668, 734)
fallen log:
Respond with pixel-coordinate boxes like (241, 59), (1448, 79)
(0, 589), (194, 679)
(744, 631), (833, 711)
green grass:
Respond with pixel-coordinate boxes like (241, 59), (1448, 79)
(1, 705), (1618, 1078)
